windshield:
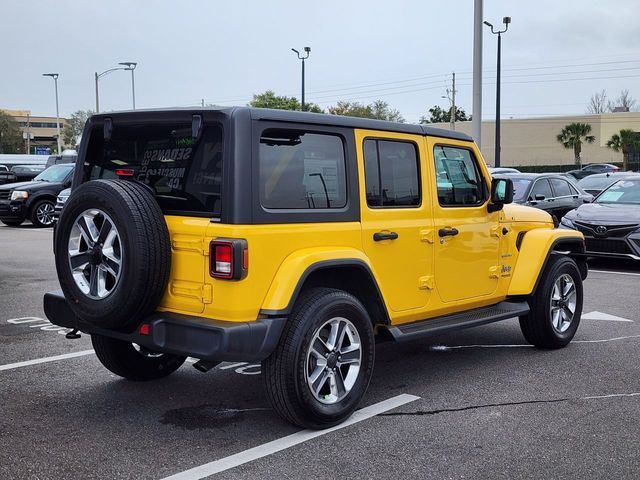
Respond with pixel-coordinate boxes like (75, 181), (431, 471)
(511, 178), (532, 202)
(84, 123), (224, 216)
(33, 164), (74, 182)
(596, 180), (640, 204)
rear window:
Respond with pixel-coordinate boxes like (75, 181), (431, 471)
(259, 129), (347, 209)
(84, 123), (223, 216)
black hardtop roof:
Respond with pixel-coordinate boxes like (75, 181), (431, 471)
(91, 106), (473, 142)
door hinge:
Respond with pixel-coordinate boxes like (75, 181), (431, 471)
(488, 265), (500, 279)
(418, 276), (434, 290)
(202, 284), (213, 304)
(420, 229), (434, 244)
(490, 225), (501, 238)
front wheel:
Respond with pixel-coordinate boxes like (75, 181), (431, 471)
(519, 256), (583, 349)
(91, 334), (186, 381)
(262, 288), (375, 429)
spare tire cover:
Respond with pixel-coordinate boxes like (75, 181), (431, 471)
(55, 179), (171, 329)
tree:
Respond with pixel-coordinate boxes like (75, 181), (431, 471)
(556, 123), (596, 167)
(419, 104), (470, 124)
(608, 89), (636, 112)
(327, 100), (405, 122)
(248, 90), (322, 113)
(62, 110), (93, 147)
(587, 90), (608, 114)
(606, 129), (640, 171)
(0, 110), (23, 154)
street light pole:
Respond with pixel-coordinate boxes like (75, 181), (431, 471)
(484, 17), (511, 168)
(42, 73), (61, 154)
(291, 47), (311, 111)
(95, 62), (138, 113)
(119, 62), (137, 109)
(472, 0), (483, 148)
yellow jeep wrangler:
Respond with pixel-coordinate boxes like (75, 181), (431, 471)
(45, 107), (586, 429)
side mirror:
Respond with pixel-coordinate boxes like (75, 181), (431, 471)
(535, 194), (546, 201)
(488, 177), (513, 212)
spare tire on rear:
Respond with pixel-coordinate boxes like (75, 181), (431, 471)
(55, 179), (171, 330)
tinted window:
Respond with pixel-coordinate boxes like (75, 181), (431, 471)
(511, 178), (532, 202)
(550, 178), (573, 197)
(363, 139), (420, 207)
(85, 123), (223, 215)
(259, 129), (347, 209)
(434, 145), (485, 206)
(530, 179), (553, 200)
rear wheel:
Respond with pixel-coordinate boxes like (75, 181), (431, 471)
(30, 199), (56, 227)
(519, 256), (583, 349)
(91, 334), (186, 381)
(262, 288), (375, 429)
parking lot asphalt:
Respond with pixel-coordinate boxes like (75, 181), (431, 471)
(1, 223), (639, 480)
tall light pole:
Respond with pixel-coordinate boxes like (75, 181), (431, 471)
(484, 16), (511, 168)
(291, 47), (311, 111)
(42, 73), (61, 154)
(119, 62), (137, 109)
(95, 62), (137, 112)
(472, 0), (483, 148)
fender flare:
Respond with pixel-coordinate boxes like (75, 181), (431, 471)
(508, 229), (586, 296)
(259, 248), (388, 320)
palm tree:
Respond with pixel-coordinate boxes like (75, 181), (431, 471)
(556, 123), (596, 167)
(606, 129), (640, 171)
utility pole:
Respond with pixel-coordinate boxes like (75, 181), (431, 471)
(472, 0), (483, 148)
(26, 114), (31, 154)
(450, 72), (456, 131)
(95, 72), (100, 112)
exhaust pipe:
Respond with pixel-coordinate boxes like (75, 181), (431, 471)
(193, 360), (220, 373)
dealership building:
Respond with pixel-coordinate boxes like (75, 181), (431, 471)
(435, 111), (640, 170)
(2, 109), (67, 154)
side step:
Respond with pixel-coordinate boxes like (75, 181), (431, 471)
(385, 301), (529, 343)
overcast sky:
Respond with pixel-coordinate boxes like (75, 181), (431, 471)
(2, 0), (639, 123)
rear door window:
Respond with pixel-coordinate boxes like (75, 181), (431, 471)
(363, 139), (420, 207)
(550, 178), (573, 197)
(84, 123), (224, 216)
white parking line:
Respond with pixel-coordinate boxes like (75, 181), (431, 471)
(159, 393), (420, 480)
(590, 269), (640, 277)
(0, 350), (95, 372)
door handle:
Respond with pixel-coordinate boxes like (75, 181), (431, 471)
(438, 227), (459, 237)
(373, 231), (399, 241)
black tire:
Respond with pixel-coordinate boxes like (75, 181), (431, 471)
(30, 199), (56, 227)
(0, 218), (24, 227)
(262, 287), (375, 429)
(91, 334), (186, 381)
(519, 255), (583, 349)
(55, 180), (171, 329)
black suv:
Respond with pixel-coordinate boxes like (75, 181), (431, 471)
(0, 164), (74, 227)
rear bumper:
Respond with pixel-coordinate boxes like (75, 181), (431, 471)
(43, 290), (286, 362)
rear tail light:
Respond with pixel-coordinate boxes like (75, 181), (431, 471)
(210, 239), (248, 280)
(115, 168), (135, 177)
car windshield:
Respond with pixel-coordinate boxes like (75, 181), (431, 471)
(511, 178), (532, 202)
(578, 175), (618, 190)
(33, 164), (74, 182)
(596, 180), (640, 204)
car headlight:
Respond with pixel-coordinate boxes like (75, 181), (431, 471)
(10, 190), (29, 201)
(560, 216), (575, 229)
